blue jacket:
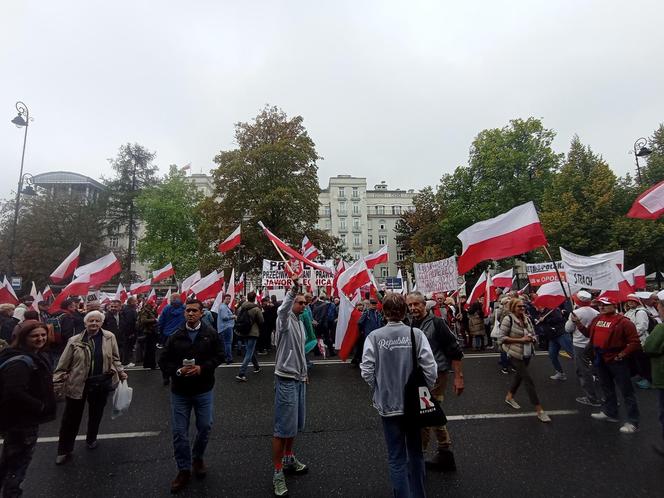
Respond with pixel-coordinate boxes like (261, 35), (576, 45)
(217, 303), (235, 333)
(358, 309), (384, 337)
(158, 304), (185, 337)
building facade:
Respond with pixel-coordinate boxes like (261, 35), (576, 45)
(318, 175), (415, 281)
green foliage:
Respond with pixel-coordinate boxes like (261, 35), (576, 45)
(199, 105), (343, 274)
(642, 124), (664, 185)
(136, 166), (203, 278)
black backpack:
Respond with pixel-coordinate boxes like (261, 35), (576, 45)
(235, 306), (253, 336)
(0, 352), (36, 402)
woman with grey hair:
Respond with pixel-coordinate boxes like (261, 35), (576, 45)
(53, 310), (127, 465)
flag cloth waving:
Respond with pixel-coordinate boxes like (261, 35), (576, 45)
(50, 244), (81, 283)
(218, 225), (241, 253)
(457, 201), (548, 274)
(258, 222), (333, 273)
(627, 180), (664, 219)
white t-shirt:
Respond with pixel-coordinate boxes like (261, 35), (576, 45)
(565, 305), (599, 348)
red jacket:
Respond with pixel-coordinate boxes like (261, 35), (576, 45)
(578, 313), (641, 363)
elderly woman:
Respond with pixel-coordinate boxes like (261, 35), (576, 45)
(497, 298), (551, 423)
(53, 310), (127, 465)
(361, 293), (437, 498)
(0, 320), (55, 497)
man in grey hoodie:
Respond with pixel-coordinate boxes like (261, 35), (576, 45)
(271, 277), (309, 497)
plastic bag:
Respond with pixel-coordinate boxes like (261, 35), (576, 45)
(112, 380), (133, 419)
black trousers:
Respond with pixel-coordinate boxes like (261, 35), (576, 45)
(143, 333), (158, 369)
(57, 390), (109, 455)
(0, 426), (38, 498)
(509, 357), (540, 406)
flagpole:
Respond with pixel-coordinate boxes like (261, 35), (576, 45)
(267, 238), (294, 275)
(542, 245), (573, 308)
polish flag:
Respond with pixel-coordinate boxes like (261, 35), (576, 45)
(152, 263), (175, 284)
(534, 281), (571, 309)
(301, 236), (320, 260)
(42, 285), (53, 301)
(74, 252), (122, 287)
(234, 273), (245, 294)
(337, 259), (371, 298)
(332, 259), (347, 297)
(0, 277), (19, 305)
(210, 289), (224, 315)
(218, 225), (241, 253)
(180, 271), (201, 294)
(29, 282), (39, 311)
(627, 180), (664, 219)
(146, 288), (157, 306)
(157, 288), (171, 316)
(227, 269), (235, 309)
(468, 272), (495, 315)
(258, 222), (333, 273)
(50, 244), (81, 283)
(48, 273), (91, 313)
(114, 283), (128, 303)
(364, 246), (389, 270)
(130, 278), (152, 295)
(457, 201), (548, 275)
(190, 271), (223, 301)
(334, 292), (363, 361)
(623, 264), (647, 289)
(468, 272), (488, 305)
(492, 268), (514, 289)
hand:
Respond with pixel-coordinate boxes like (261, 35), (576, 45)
(570, 313), (580, 324)
(182, 365), (201, 376)
(119, 371), (128, 381)
(453, 375), (464, 396)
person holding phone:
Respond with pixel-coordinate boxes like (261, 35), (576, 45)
(158, 298), (224, 494)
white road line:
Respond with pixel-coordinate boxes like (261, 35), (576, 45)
(18, 431), (161, 444)
(447, 409), (578, 421)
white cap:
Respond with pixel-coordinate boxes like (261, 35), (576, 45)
(576, 290), (592, 302)
(657, 290), (664, 302)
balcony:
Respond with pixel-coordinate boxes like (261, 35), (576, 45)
(337, 210), (347, 216)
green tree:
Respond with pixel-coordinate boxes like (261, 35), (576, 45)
(0, 193), (108, 293)
(104, 143), (160, 279)
(136, 166), (203, 278)
(199, 106), (337, 274)
(642, 123), (664, 185)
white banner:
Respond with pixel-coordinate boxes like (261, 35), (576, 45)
(560, 247), (621, 291)
(261, 259), (334, 288)
(526, 261), (566, 286)
(413, 256), (459, 295)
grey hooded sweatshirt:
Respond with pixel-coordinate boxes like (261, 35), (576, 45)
(274, 286), (308, 382)
(361, 321), (437, 417)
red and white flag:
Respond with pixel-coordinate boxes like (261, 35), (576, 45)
(218, 225), (241, 253)
(157, 288), (171, 316)
(364, 246), (389, 270)
(468, 271), (495, 314)
(48, 273), (91, 313)
(74, 252), (122, 287)
(146, 288), (157, 306)
(234, 273), (245, 294)
(334, 292), (363, 361)
(457, 201), (548, 275)
(114, 283), (128, 303)
(152, 263), (175, 284)
(190, 271), (223, 301)
(50, 244), (81, 283)
(534, 281), (571, 308)
(180, 271), (201, 293)
(627, 180), (664, 220)
(226, 269), (235, 309)
(492, 268), (514, 289)
(332, 259), (347, 298)
(258, 222), (333, 274)
(623, 264), (647, 289)
(29, 282), (39, 311)
(130, 278), (152, 295)
(336, 259), (371, 298)
(0, 277), (19, 305)
(42, 285), (53, 301)
(301, 236), (320, 260)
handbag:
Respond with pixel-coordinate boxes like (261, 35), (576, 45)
(403, 325), (447, 428)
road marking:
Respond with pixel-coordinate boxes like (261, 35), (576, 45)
(447, 409), (578, 421)
(18, 431), (161, 444)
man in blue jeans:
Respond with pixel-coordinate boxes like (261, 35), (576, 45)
(216, 294), (235, 364)
(158, 299), (224, 494)
(539, 307), (574, 381)
(235, 291), (264, 382)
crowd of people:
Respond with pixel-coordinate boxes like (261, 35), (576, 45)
(0, 280), (663, 497)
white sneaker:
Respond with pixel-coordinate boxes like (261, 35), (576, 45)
(124, 363), (135, 368)
(537, 411), (552, 423)
(549, 372), (567, 381)
(591, 412), (619, 422)
(619, 423), (638, 434)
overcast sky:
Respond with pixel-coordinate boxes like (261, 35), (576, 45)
(1, 0), (663, 200)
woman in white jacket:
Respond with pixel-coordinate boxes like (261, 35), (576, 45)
(361, 293), (437, 498)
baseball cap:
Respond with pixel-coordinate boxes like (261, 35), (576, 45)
(625, 294), (640, 303)
(657, 290), (664, 302)
(597, 296), (617, 306)
(573, 290), (592, 306)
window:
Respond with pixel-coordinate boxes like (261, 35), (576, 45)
(353, 235), (361, 246)
(352, 203), (360, 215)
(338, 187), (345, 198)
(109, 235), (119, 248)
(339, 202), (347, 215)
(397, 251), (406, 261)
(352, 186), (359, 198)
(379, 220), (386, 230)
(368, 235), (373, 245)
(392, 205), (401, 215)
(379, 235), (387, 245)
(381, 267), (388, 278)
(340, 234), (347, 246)
(324, 205), (331, 216)
(354, 252), (361, 261)
(325, 220), (331, 229)
(374, 205), (385, 215)
(353, 218), (360, 230)
(340, 218), (347, 230)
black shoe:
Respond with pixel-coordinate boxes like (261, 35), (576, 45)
(425, 449), (456, 471)
(170, 470), (191, 493)
(192, 458), (207, 479)
(86, 440), (98, 450)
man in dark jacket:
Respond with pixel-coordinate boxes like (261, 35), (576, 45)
(235, 292), (264, 382)
(158, 299), (224, 494)
(351, 299), (383, 365)
(119, 297), (138, 366)
(407, 291), (464, 471)
(539, 307), (573, 381)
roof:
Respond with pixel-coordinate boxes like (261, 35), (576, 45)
(32, 171), (105, 190)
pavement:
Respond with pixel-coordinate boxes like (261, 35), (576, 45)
(20, 351), (664, 497)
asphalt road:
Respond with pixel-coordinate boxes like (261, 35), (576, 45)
(20, 352), (664, 497)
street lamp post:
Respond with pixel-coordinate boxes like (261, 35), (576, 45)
(9, 101), (31, 276)
(633, 137), (653, 185)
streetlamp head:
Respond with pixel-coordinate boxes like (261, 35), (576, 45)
(11, 114), (27, 127)
(21, 185), (37, 196)
(636, 146), (653, 157)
